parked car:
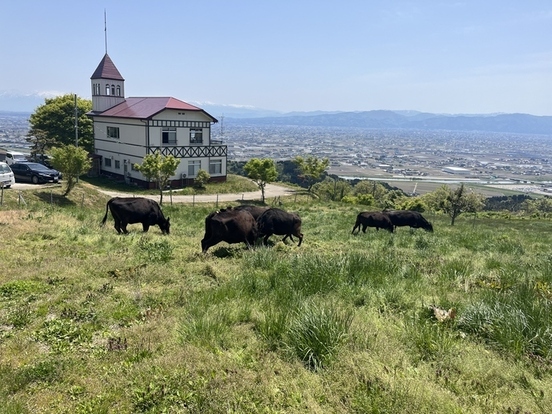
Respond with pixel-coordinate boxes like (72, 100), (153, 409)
(11, 162), (61, 184)
(28, 154), (53, 168)
(0, 150), (29, 165)
(0, 161), (15, 188)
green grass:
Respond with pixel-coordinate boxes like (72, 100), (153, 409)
(1, 182), (552, 412)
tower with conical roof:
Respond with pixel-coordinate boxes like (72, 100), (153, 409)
(90, 53), (125, 112)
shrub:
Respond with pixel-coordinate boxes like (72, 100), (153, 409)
(194, 169), (211, 189)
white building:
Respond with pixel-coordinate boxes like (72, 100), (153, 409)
(87, 54), (226, 188)
(443, 166), (470, 175)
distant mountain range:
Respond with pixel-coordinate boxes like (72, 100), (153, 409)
(222, 110), (552, 136)
(2, 94), (551, 135)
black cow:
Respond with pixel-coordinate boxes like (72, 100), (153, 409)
(101, 197), (170, 234)
(201, 207), (258, 253)
(384, 210), (433, 232)
(352, 211), (394, 234)
(257, 208), (303, 246)
(233, 204), (270, 220)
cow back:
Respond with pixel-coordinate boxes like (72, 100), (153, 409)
(257, 208), (302, 236)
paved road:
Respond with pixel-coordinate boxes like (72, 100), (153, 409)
(97, 183), (297, 204)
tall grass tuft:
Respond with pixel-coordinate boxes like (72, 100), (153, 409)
(458, 283), (552, 358)
(286, 300), (353, 370)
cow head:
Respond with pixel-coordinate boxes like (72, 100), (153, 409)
(160, 217), (171, 234)
(424, 221), (434, 232)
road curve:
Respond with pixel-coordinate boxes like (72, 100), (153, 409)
(97, 183), (297, 204)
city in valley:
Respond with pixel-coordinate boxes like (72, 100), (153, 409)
(2, 112), (552, 196)
(216, 123), (552, 196)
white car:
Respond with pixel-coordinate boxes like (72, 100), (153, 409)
(0, 162), (15, 188)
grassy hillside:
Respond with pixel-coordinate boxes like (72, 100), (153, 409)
(1, 183), (551, 413)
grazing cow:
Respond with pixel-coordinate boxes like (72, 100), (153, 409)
(233, 204), (270, 220)
(352, 211), (394, 234)
(101, 197), (170, 234)
(384, 210), (433, 232)
(257, 208), (303, 246)
(201, 207), (258, 253)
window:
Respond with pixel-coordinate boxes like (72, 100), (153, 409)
(190, 128), (203, 144)
(162, 128), (177, 145)
(111, 85), (115, 95)
(115, 160), (120, 169)
(105, 84), (110, 95)
(107, 127), (120, 139)
(105, 158), (112, 167)
(209, 159), (222, 174)
(188, 160), (201, 177)
(131, 163), (139, 171)
(116, 85), (121, 96)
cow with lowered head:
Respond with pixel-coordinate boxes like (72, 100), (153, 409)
(201, 207), (258, 253)
(352, 211), (394, 234)
(257, 207), (303, 246)
(101, 197), (170, 234)
(384, 210), (433, 232)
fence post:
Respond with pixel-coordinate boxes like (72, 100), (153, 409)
(216, 193), (219, 208)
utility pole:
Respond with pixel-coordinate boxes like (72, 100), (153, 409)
(74, 94), (78, 148)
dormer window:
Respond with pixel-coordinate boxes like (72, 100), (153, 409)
(116, 85), (121, 96)
(111, 85), (116, 95)
(105, 84), (110, 95)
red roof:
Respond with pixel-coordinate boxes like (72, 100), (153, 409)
(95, 97), (217, 121)
(91, 53), (125, 81)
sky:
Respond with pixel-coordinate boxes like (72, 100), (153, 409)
(1, 0), (551, 115)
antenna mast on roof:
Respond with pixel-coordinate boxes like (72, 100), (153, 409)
(104, 9), (108, 54)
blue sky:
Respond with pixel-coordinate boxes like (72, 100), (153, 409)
(1, 1), (551, 115)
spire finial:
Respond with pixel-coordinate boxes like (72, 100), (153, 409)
(104, 9), (108, 54)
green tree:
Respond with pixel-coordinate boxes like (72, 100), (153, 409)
(312, 177), (352, 201)
(293, 155), (330, 193)
(28, 94), (94, 152)
(353, 180), (391, 207)
(243, 158), (278, 203)
(26, 129), (57, 161)
(135, 152), (180, 205)
(397, 197), (427, 212)
(49, 145), (92, 196)
(425, 184), (485, 225)
(194, 169), (211, 189)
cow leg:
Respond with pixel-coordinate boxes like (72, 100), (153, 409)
(362, 224), (367, 233)
(263, 234), (270, 246)
(352, 224), (359, 234)
(296, 233), (303, 247)
(121, 221), (129, 234)
(282, 234), (294, 244)
(114, 218), (122, 234)
(142, 222), (150, 232)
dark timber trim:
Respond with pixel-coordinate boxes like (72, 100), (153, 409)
(148, 145), (227, 158)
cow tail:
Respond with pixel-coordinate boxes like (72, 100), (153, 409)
(100, 199), (111, 227)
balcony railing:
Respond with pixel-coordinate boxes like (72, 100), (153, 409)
(148, 145), (227, 158)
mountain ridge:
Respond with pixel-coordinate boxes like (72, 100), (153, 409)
(225, 110), (552, 135)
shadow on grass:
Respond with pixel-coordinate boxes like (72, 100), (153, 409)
(81, 176), (150, 194)
(35, 191), (76, 207)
